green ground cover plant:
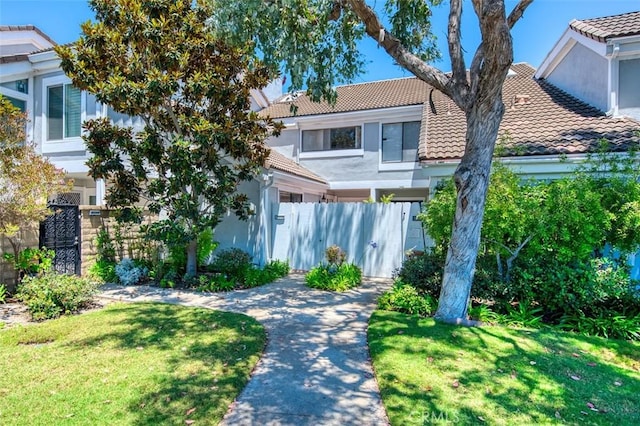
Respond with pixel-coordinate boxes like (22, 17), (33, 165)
(0, 303), (265, 425)
(369, 310), (640, 426)
(306, 245), (362, 292)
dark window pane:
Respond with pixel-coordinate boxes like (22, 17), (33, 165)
(48, 85), (63, 140)
(5, 96), (26, 111)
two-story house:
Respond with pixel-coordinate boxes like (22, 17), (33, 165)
(535, 11), (640, 121)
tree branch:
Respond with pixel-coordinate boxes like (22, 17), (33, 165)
(447, 0), (470, 107)
(507, 0), (534, 29)
(165, 101), (183, 136)
(345, 0), (452, 98)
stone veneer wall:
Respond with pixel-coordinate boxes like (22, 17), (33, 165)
(79, 206), (158, 276)
(1, 207), (156, 290)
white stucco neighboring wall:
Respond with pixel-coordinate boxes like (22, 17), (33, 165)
(545, 43), (609, 112)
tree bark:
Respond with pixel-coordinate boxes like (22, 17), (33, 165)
(346, 0), (534, 323)
(434, 97), (505, 321)
(185, 238), (198, 278)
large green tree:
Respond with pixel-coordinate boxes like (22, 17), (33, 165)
(0, 95), (70, 285)
(211, 0), (533, 322)
(56, 0), (282, 277)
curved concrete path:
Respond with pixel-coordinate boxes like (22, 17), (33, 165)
(100, 274), (392, 425)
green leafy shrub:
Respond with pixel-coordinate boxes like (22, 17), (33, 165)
(393, 251), (445, 299)
(264, 259), (290, 278)
(502, 303), (544, 329)
(467, 304), (501, 323)
(512, 258), (640, 320)
(95, 227), (116, 263)
(16, 272), (98, 320)
(88, 259), (117, 284)
(209, 248), (252, 279)
(3, 247), (54, 278)
(158, 269), (178, 288)
(164, 229), (219, 274)
(0, 284), (6, 303)
(559, 313), (640, 341)
(305, 263), (362, 292)
(197, 274), (235, 292)
(196, 259), (288, 291)
(197, 228), (218, 267)
(378, 281), (436, 316)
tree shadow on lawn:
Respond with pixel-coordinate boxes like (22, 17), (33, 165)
(368, 312), (640, 425)
(68, 302), (266, 425)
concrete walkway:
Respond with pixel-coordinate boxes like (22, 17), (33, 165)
(99, 274), (392, 425)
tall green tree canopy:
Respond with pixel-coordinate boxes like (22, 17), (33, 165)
(210, 0), (534, 322)
(57, 0), (282, 277)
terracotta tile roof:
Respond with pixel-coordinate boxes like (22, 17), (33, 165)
(265, 149), (327, 184)
(259, 77), (430, 118)
(569, 11), (640, 42)
(420, 63), (640, 162)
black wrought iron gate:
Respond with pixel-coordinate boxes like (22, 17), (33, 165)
(40, 195), (81, 275)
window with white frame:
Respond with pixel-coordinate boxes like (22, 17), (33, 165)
(45, 80), (81, 140)
(381, 121), (420, 163)
(301, 126), (361, 152)
(1, 79), (29, 112)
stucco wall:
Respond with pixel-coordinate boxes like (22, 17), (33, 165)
(546, 43), (608, 112)
(212, 179), (265, 263)
(269, 123), (431, 187)
(619, 58), (640, 110)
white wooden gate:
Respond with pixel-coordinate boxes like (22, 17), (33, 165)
(271, 202), (430, 277)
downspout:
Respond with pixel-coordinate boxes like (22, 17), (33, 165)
(260, 172), (275, 265)
(606, 43), (620, 116)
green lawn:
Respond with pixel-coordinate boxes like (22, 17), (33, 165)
(368, 311), (640, 426)
(0, 303), (266, 425)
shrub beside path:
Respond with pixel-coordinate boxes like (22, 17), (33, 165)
(100, 273), (392, 425)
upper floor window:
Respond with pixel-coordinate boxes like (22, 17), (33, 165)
(47, 82), (81, 140)
(302, 126), (362, 152)
(382, 121), (420, 163)
(1, 79), (28, 94)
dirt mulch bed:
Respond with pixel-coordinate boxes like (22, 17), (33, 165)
(0, 299), (111, 328)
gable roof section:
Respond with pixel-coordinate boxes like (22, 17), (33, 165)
(569, 11), (640, 42)
(0, 25), (57, 55)
(265, 149), (327, 184)
(260, 77), (430, 119)
(420, 63), (640, 162)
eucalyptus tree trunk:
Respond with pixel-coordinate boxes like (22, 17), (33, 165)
(434, 99), (505, 323)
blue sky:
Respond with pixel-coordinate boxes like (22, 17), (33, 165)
(1, 0), (638, 85)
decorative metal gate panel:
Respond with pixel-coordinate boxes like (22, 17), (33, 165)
(40, 194), (81, 275)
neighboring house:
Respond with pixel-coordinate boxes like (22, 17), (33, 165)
(258, 63), (639, 201)
(0, 25), (320, 207)
(535, 11), (640, 121)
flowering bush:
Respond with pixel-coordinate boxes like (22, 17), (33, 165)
(325, 245), (347, 266)
(115, 258), (149, 285)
